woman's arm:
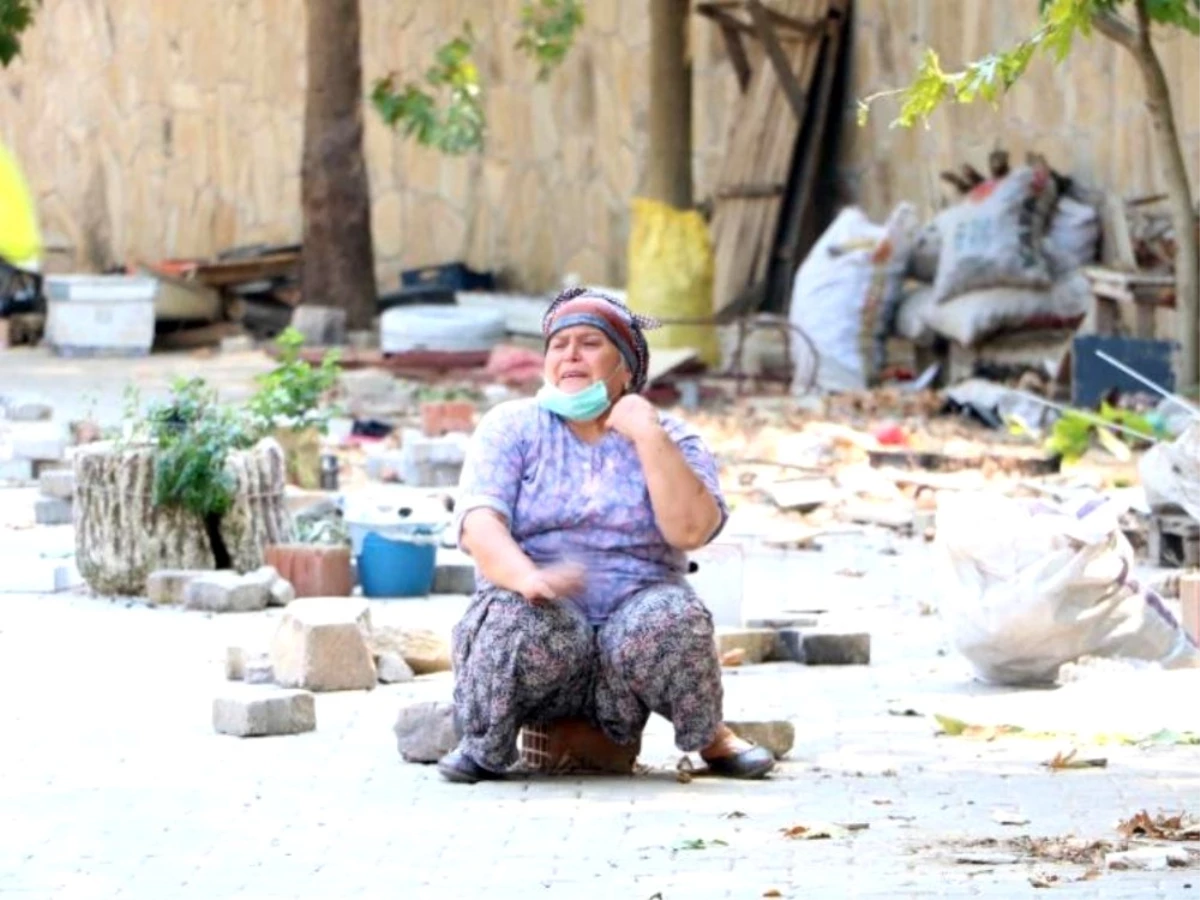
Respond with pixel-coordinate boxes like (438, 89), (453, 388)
(607, 396), (723, 551)
(460, 509), (538, 591)
(462, 509), (585, 602)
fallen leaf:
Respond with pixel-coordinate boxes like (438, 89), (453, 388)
(991, 809), (1030, 826)
(780, 822), (868, 840)
(1117, 810), (1200, 841)
(763, 891), (782, 898)
(675, 837), (728, 851)
(1028, 872), (1059, 888)
(1042, 749), (1107, 770)
(934, 714), (1024, 740)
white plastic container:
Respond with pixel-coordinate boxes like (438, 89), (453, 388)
(380, 304), (507, 354)
(44, 275), (157, 357)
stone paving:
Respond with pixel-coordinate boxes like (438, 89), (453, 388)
(2, 532), (1198, 900)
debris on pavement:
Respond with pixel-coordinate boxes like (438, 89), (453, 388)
(1117, 810), (1200, 841)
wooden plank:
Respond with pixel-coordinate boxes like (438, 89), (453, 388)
(746, 0), (812, 121)
(718, 21), (753, 91)
(192, 252), (300, 288)
(707, 0), (832, 318)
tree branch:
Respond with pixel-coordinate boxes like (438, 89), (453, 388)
(1091, 6), (1138, 48)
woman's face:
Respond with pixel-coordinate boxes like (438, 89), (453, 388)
(544, 325), (629, 397)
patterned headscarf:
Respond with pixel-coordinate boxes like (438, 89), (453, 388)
(541, 287), (660, 393)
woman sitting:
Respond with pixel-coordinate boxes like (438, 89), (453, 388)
(439, 287), (775, 784)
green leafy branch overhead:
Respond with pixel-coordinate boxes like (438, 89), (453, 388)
(857, 0), (1200, 128)
(371, 0), (585, 155)
(0, 0), (39, 67)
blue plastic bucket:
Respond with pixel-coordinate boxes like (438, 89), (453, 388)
(358, 529), (438, 599)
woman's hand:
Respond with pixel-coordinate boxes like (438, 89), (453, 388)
(517, 562), (586, 604)
(605, 394), (662, 444)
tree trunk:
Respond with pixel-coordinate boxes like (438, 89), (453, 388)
(301, 0), (377, 331)
(644, 0), (694, 209)
(74, 441), (293, 595)
(1095, 2), (1200, 389)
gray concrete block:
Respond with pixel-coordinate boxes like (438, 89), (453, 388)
(183, 571), (270, 613)
(801, 631), (871, 666)
(146, 569), (205, 606)
(38, 467), (76, 499)
(376, 652), (415, 684)
(432, 561), (475, 595)
(34, 497), (73, 526)
(0, 458), (34, 482)
(213, 686), (316, 737)
(393, 701), (458, 763)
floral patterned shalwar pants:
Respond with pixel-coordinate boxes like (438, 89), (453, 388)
(451, 582), (723, 771)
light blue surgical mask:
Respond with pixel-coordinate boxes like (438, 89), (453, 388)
(537, 378), (613, 422)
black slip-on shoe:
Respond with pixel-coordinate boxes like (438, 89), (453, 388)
(703, 744), (776, 780)
(436, 748), (505, 785)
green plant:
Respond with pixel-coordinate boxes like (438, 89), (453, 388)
(248, 327), (342, 433)
(516, 0), (586, 81)
(145, 378), (257, 518)
(0, 0), (39, 67)
(371, 27), (485, 155)
(1044, 402), (1157, 464)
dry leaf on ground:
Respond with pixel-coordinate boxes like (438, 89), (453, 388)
(1117, 810), (1200, 841)
(935, 714), (1025, 740)
(1042, 749), (1108, 770)
(780, 822), (869, 840)
(763, 891), (783, 898)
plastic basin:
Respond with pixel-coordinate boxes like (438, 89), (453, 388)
(357, 530), (438, 599)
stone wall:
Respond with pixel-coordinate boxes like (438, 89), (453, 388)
(1, 0), (1196, 292)
(846, 0), (1200, 219)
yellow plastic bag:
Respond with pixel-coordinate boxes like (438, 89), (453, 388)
(626, 197), (719, 367)
(0, 142), (41, 270)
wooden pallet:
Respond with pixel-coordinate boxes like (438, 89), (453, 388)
(1147, 513), (1200, 568)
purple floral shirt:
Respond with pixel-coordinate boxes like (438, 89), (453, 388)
(454, 398), (728, 624)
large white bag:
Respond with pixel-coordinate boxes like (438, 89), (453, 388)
(924, 269), (1093, 347)
(788, 204), (917, 394)
(936, 492), (1200, 686)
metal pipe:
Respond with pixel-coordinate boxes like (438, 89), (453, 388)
(1014, 390), (1159, 443)
(1094, 349), (1200, 418)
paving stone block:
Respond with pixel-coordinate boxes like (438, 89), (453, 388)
(393, 701), (458, 763)
(34, 497), (73, 526)
(725, 720), (795, 759)
(369, 625), (452, 675)
(375, 652), (415, 684)
(268, 577), (296, 608)
(226, 646), (270, 681)
(212, 686), (315, 737)
(271, 597), (376, 692)
(801, 631), (871, 666)
(0, 458), (34, 482)
(183, 571), (271, 613)
(37, 468), (75, 499)
(715, 627), (779, 664)
(146, 569), (205, 606)
(11, 423), (68, 461)
(9, 402), (53, 422)
(432, 560), (475, 595)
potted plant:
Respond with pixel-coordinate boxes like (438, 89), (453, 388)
(418, 385), (478, 437)
(264, 514), (354, 598)
(248, 327), (342, 489)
